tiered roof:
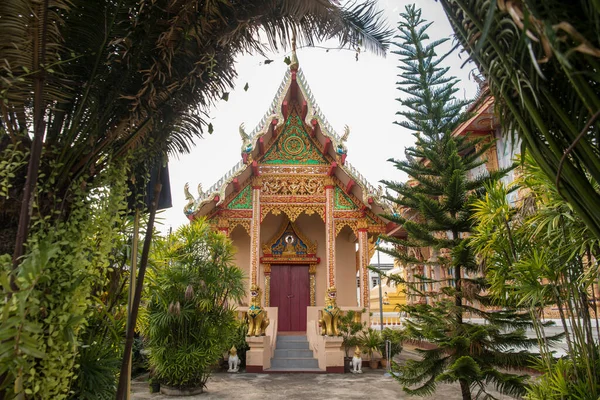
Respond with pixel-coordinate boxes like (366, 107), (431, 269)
(184, 56), (393, 225)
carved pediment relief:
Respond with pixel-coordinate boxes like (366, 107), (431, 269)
(262, 220), (317, 256)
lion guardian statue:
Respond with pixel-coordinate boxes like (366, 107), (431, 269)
(351, 346), (363, 374)
(246, 284), (269, 336)
(319, 286), (341, 336)
(227, 346), (240, 372)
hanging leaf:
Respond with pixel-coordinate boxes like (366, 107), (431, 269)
(264, 59), (274, 65)
(208, 123), (214, 135)
(243, 83), (249, 92)
(283, 56), (291, 65)
(221, 92), (229, 101)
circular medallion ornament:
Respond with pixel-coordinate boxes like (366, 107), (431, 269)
(283, 135), (305, 156)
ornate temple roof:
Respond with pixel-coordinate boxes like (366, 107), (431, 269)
(184, 55), (394, 224)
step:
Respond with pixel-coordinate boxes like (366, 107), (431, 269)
(271, 357), (319, 369)
(276, 335), (307, 342)
(264, 367), (324, 373)
(274, 349), (315, 358)
(275, 340), (309, 350)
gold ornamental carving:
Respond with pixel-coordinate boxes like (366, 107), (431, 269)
(228, 219), (251, 235)
(358, 229), (370, 311)
(261, 175), (327, 196)
(217, 217), (229, 229)
(262, 195), (326, 204)
(259, 165), (330, 175)
(310, 274), (316, 306)
(264, 276), (271, 306)
(249, 187), (261, 285)
(368, 235), (377, 260)
(335, 219), (359, 236)
(261, 203), (325, 223)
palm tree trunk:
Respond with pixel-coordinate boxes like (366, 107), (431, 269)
(12, 0), (50, 276)
(116, 173), (162, 399)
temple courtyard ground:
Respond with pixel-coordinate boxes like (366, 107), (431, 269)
(132, 346), (519, 400)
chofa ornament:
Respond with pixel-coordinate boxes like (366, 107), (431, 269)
(239, 123), (254, 154)
(352, 346), (363, 374)
(335, 125), (350, 155)
(246, 284), (270, 336)
(318, 286), (341, 336)
(228, 346), (240, 372)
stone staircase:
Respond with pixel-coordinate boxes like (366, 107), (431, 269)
(267, 335), (322, 372)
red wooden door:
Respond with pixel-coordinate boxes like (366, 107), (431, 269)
(270, 265), (309, 331)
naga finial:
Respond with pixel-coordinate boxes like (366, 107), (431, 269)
(239, 123), (253, 153)
(239, 123), (249, 141)
(341, 125), (350, 142)
(290, 31), (299, 71)
(197, 183), (204, 198)
(335, 125), (349, 156)
(183, 183), (195, 214)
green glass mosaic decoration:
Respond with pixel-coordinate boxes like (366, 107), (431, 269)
(228, 184), (252, 209)
(262, 111), (327, 165)
(334, 186), (357, 210)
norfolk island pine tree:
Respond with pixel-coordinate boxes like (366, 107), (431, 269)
(376, 5), (548, 400)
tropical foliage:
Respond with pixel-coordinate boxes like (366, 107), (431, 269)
(380, 328), (403, 361)
(0, 1), (391, 397)
(339, 309), (366, 357)
(472, 154), (600, 399)
(438, 0), (600, 239)
(68, 217), (142, 399)
(379, 5), (538, 399)
(359, 328), (383, 360)
(0, 160), (129, 399)
(144, 218), (245, 390)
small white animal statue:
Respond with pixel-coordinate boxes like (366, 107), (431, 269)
(228, 346), (240, 372)
(351, 346), (363, 374)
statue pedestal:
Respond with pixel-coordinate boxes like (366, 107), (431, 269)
(319, 336), (344, 373)
(246, 336), (271, 372)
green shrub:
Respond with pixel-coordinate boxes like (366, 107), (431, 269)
(145, 219), (245, 389)
(359, 328), (383, 360)
(380, 328), (403, 361)
(338, 309), (366, 357)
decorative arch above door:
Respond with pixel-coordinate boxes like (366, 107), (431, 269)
(260, 220), (320, 306)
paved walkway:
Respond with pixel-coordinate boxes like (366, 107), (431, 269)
(132, 370), (517, 400)
(132, 346), (519, 400)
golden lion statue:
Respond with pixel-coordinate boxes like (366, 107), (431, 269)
(319, 286), (341, 336)
(246, 284), (269, 336)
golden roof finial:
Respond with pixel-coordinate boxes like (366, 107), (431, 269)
(290, 29), (299, 71)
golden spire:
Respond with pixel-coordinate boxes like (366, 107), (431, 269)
(290, 30), (299, 71)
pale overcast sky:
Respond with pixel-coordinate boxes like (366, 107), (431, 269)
(158, 0), (479, 261)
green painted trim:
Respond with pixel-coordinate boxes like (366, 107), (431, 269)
(228, 185), (252, 209)
(334, 186), (358, 210)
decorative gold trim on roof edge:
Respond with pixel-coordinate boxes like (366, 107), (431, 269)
(185, 67), (394, 217)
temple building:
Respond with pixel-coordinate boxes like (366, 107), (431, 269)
(183, 51), (401, 372)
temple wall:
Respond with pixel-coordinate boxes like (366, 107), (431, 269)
(230, 225), (251, 305)
(260, 213), (286, 305)
(335, 228), (359, 307)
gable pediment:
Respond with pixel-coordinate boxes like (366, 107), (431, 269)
(261, 107), (327, 166)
